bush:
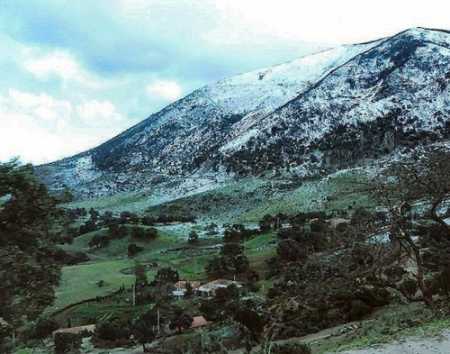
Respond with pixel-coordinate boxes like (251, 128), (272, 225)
(93, 321), (130, 342)
(131, 226), (158, 241)
(277, 239), (308, 262)
(33, 318), (59, 339)
(108, 224), (128, 239)
(270, 342), (311, 354)
(128, 243), (144, 257)
(88, 234), (109, 249)
(54, 332), (82, 354)
(188, 230), (199, 244)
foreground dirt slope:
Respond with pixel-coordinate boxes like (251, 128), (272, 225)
(335, 330), (450, 354)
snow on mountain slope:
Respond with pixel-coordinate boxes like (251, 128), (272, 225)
(220, 28), (450, 175)
(37, 28), (450, 199)
(206, 43), (381, 114)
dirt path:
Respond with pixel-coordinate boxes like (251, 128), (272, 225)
(335, 330), (450, 354)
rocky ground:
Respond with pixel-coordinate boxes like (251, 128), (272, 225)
(337, 330), (450, 354)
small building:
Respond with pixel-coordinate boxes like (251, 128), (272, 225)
(196, 279), (242, 297)
(171, 280), (201, 298)
(191, 316), (208, 329)
(52, 324), (96, 337)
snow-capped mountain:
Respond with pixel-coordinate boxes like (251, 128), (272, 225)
(38, 28), (450, 198)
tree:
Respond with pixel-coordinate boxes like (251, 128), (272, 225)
(0, 160), (62, 340)
(380, 146), (450, 236)
(206, 227), (251, 279)
(154, 267), (179, 284)
(33, 317), (59, 339)
(88, 234), (109, 249)
(188, 230), (199, 244)
(371, 146), (450, 306)
(132, 226), (158, 241)
(108, 224), (127, 239)
(88, 208), (100, 223)
(93, 320), (131, 344)
(169, 309), (193, 333)
(259, 214), (274, 232)
(54, 332), (82, 354)
(132, 315), (156, 352)
(59, 186), (74, 203)
(128, 243), (144, 257)
(277, 239), (308, 262)
(134, 263), (148, 287)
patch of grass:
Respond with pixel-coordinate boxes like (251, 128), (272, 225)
(54, 301), (154, 327)
(49, 259), (138, 312)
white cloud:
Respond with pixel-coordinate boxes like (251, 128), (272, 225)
(77, 100), (124, 126)
(209, 0), (450, 44)
(146, 80), (182, 101)
(0, 89), (128, 163)
(24, 51), (100, 87)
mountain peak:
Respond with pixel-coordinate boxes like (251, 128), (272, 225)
(37, 28), (450, 199)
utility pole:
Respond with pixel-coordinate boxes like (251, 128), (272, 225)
(132, 283), (136, 307)
(157, 309), (160, 334)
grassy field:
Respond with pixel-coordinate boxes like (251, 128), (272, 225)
(50, 226), (277, 315)
(50, 259), (136, 312)
(48, 168), (374, 321)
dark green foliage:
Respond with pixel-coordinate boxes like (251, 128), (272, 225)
(58, 186), (74, 203)
(154, 267), (179, 284)
(169, 308), (193, 333)
(132, 314), (156, 352)
(54, 332), (82, 354)
(88, 234), (110, 249)
(93, 320), (131, 342)
(206, 224), (252, 279)
(188, 230), (199, 244)
(271, 342), (311, 354)
(131, 226), (158, 241)
(120, 211), (139, 224)
(134, 263), (148, 287)
(141, 215), (155, 226)
(215, 284), (240, 304)
(108, 224), (128, 239)
(259, 214), (274, 232)
(0, 160), (62, 329)
(128, 243), (144, 257)
(79, 220), (97, 235)
(88, 208), (99, 222)
(277, 239), (307, 262)
(33, 318), (59, 339)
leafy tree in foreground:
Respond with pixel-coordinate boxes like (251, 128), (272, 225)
(372, 146), (450, 306)
(0, 160), (62, 347)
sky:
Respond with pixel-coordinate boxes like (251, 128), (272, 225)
(0, 0), (449, 164)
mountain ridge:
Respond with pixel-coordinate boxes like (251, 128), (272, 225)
(37, 27), (450, 199)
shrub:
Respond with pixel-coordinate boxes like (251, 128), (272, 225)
(88, 234), (109, 249)
(132, 226), (158, 241)
(188, 230), (199, 244)
(93, 321), (130, 342)
(54, 332), (81, 354)
(108, 224), (128, 239)
(128, 243), (144, 257)
(33, 318), (59, 339)
(154, 267), (179, 284)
